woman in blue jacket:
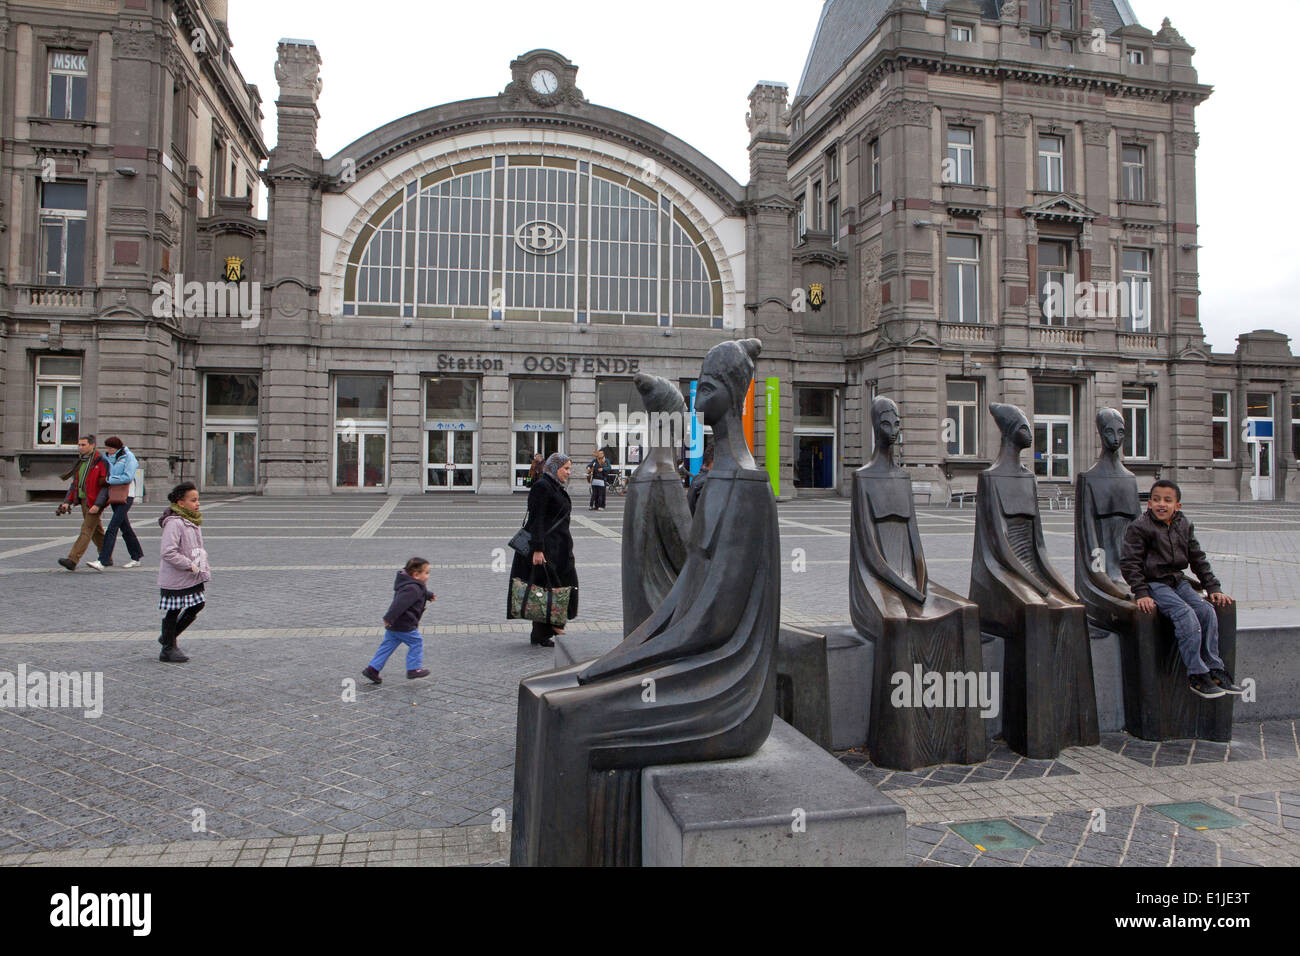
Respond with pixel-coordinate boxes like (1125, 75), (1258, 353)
(88, 436), (144, 571)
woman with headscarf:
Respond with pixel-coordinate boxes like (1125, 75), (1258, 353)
(508, 452), (579, 648)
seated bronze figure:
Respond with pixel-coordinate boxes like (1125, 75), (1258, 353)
(970, 403), (1099, 759)
(621, 373), (692, 637)
(1075, 407), (1235, 740)
(850, 397), (986, 769)
(510, 338), (779, 866)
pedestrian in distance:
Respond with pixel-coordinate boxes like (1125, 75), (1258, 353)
(87, 436), (144, 571)
(56, 435), (108, 571)
(527, 453), (544, 487)
(156, 482), (210, 663)
(587, 448), (610, 510)
(1120, 479), (1241, 700)
(363, 557), (435, 683)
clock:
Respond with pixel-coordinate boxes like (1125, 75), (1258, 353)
(530, 69), (559, 96)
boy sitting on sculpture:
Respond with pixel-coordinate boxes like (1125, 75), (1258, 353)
(1119, 480), (1242, 700)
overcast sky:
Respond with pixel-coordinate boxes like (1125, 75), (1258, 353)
(225, 0), (1296, 355)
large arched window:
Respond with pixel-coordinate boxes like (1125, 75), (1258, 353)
(344, 154), (723, 327)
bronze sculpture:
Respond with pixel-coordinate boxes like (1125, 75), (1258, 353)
(1075, 407), (1235, 740)
(620, 373), (692, 636)
(970, 403), (1099, 758)
(510, 338), (780, 866)
(850, 397), (986, 768)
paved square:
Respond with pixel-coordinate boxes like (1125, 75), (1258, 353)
(0, 494), (1297, 866)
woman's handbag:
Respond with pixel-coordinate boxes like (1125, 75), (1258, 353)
(509, 562), (573, 626)
(508, 509), (566, 557)
(107, 483), (130, 505)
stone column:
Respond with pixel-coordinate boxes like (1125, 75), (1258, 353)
(262, 39), (327, 496)
(745, 82), (795, 497)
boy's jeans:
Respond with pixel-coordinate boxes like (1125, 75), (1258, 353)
(1147, 580), (1223, 676)
(370, 629), (423, 672)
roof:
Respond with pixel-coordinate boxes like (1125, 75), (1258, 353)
(795, 0), (1143, 104)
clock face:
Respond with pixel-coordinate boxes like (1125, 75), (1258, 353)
(530, 69), (559, 95)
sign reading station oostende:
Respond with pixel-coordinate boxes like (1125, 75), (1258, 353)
(435, 354), (642, 374)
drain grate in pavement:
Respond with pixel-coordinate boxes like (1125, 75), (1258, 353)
(1150, 802), (1246, 830)
(948, 819), (1043, 851)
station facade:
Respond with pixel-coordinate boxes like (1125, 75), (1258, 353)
(2, 0), (1297, 502)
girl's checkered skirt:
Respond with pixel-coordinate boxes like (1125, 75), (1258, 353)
(159, 584), (205, 612)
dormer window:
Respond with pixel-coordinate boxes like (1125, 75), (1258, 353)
(1128, 49), (1146, 65)
(951, 24), (973, 42)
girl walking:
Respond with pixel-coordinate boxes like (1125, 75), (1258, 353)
(156, 483), (210, 663)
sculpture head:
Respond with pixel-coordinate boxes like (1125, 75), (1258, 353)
(697, 339), (761, 427)
(634, 373), (687, 416)
(1096, 407), (1125, 453)
(991, 403), (1032, 451)
(870, 396), (902, 450)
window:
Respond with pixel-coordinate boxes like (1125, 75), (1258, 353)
(1121, 145), (1146, 201)
(826, 146), (838, 184)
(39, 181), (87, 286)
(828, 198), (839, 248)
(425, 378), (479, 490)
(870, 138), (880, 195)
(1038, 240), (1070, 325)
(795, 193), (806, 241)
(1059, 0), (1076, 28)
(598, 379), (648, 479)
(48, 51), (88, 121)
(34, 356), (82, 447)
(334, 376), (390, 489)
(1037, 135), (1064, 191)
(171, 82), (188, 157)
(951, 24), (973, 42)
(1128, 49), (1146, 65)
(1029, 34), (1045, 49)
(1123, 387), (1151, 459)
(946, 235), (980, 324)
(203, 374), (258, 488)
(946, 380), (979, 457)
(1292, 395), (1300, 462)
(1212, 392), (1231, 461)
(946, 126), (975, 184)
(1027, 0), (1047, 26)
(1122, 248), (1152, 332)
(812, 181), (823, 230)
(209, 137), (225, 205)
(348, 156), (719, 326)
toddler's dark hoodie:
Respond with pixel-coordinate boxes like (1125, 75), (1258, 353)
(384, 570), (433, 632)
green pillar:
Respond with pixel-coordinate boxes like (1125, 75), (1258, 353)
(765, 377), (780, 495)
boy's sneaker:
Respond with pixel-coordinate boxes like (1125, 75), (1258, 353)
(159, 646), (189, 663)
(58, 558), (76, 571)
(362, 666), (382, 685)
(122, 560), (141, 569)
(1188, 673), (1226, 699)
(86, 560), (105, 572)
(406, 668), (430, 679)
(1209, 669), (1245, 695)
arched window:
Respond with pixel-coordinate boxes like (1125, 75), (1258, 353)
(344, 154), (722, 327)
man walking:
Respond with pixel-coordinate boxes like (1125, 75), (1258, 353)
(57, 435), (109, 571)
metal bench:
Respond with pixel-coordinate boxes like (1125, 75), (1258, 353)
(911, 481), (933, 505)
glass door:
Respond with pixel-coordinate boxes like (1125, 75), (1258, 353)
(1033, 421), (1072, 480)
(515, 432), (560, 489)
(336, 431), (388, 488)
(204, 430), (257, 487)
(425, 430), (477, 490)
(1251, 439), (1274, 501)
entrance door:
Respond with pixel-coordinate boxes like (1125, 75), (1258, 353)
(204, 430), (257, 488)
(1250, 439), (1274, 501)
(795, 436), (835, 488)
(1033, 421), (1072, 480)
(336, 431), (388, 488)
(515, 432), (560, 489)
(425, 431), (477, 490)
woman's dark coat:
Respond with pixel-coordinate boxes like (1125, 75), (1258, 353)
(508, 473), (579, 618)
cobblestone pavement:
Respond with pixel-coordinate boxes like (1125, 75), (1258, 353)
(0, 494), (1297, 866)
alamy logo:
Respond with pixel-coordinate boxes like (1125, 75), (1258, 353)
(1041, 275), (1144, 325)
(595, 404), (701, 455)
(0, 665), (102, 718)
(890, 665), (999, 718)
(50, 887), (151, 936)
(151, 274), (262, 328)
